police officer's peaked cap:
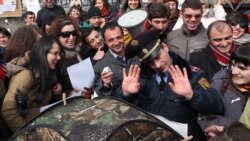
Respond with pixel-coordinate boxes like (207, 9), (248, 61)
(125, 30), (162, 64)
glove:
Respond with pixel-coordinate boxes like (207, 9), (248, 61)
(15, 89), (29, 116)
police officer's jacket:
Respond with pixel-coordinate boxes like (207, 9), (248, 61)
(115, 52), (224, 140)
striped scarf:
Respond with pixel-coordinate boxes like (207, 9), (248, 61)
(210, 44), (236, 66)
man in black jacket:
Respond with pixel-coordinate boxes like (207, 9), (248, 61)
(36, 0), (66, 28)
(189, 20), (235, 81)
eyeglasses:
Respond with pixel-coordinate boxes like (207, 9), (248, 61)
(48, 50), (64, 57)
(229, 22), (248, 29)
(59, 31), (77, 38)
(183, 14), (202, 19)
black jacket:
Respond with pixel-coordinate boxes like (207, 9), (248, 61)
(222, 2), (250, 14)
(36, 5), (66, 28)
(189, 45), (223, 82)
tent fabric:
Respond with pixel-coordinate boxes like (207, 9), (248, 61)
(10, 97), (183, 141)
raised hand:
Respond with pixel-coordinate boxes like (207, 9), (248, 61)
(122, 65), (140, 95)
(168, 65), (193, 100)
(81, 87), (93, 99)
(52, 83), (62, 95)
(93, 47), (105, 61)
(204, 125), (224, 137)
(100, 18), (106, 28)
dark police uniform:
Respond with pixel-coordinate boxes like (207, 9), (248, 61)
(117, 30), (224, 141)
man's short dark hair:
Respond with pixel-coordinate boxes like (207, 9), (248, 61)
(24, 11), (35, 19)
(101, 21), (123, 41)
(0, 26), (11, 38)
(181, 0), (202, 12)
(147, 3), (170, 21)
(81, 27), (96, 45)
(207, 20), (232, 40)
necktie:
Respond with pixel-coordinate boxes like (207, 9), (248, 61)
(117, 56), (126, 64)
(158, 73), (166, 92)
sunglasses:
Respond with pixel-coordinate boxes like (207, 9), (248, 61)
(229, 22), (248, 28)
(59, 31), (77, 38)
(183, 14), (202, 19)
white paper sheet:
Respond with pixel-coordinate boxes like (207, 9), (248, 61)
(151, 113), (188, 138)
(67, 57), (95, 91)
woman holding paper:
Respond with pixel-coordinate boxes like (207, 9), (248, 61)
(1, 36), (62, 132)
(47, 16), (93, 98)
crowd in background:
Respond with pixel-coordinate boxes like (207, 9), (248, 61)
(1, 0), (250, 140)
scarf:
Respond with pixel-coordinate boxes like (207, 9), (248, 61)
(210, 44), (236, 66)
(62, 45), (81, 59)
(101, 7), (108, 17)
(235, 84), (250, 93)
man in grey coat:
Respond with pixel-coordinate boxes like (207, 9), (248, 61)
(93, 21), (140, 96)
(167, 0), (208, 60)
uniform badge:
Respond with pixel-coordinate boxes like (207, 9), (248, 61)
(198, 77), (210, 89)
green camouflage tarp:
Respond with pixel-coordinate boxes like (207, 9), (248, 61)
(9, 97), (183, 141)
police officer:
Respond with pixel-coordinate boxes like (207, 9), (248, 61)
(119, 30), (224, 140)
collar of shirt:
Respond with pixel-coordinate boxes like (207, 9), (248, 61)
(155, 72), (168, 84)
(109, 49), (126, 61)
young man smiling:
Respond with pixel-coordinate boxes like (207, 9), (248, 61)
(189, 20), (235, 81)
(167, 0), (208, 60)
(93, 21), (140, 96)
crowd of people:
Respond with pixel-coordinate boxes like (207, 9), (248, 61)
(1, 0), (250, 140)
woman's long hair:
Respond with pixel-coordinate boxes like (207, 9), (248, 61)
(29, 36), (62, 103)
(4, 25), (42, 62)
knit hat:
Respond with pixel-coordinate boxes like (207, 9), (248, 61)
(87, 6), (102, 19)
(42, 11), (56, 27)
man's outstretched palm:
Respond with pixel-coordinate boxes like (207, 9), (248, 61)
(168, 65), (193, 100)
(122, 65), (141, 94)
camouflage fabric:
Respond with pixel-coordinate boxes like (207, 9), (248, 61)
(11, 97), (183, 141)
(108, 120), (182, 141)
(9, 126), (67, 141)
